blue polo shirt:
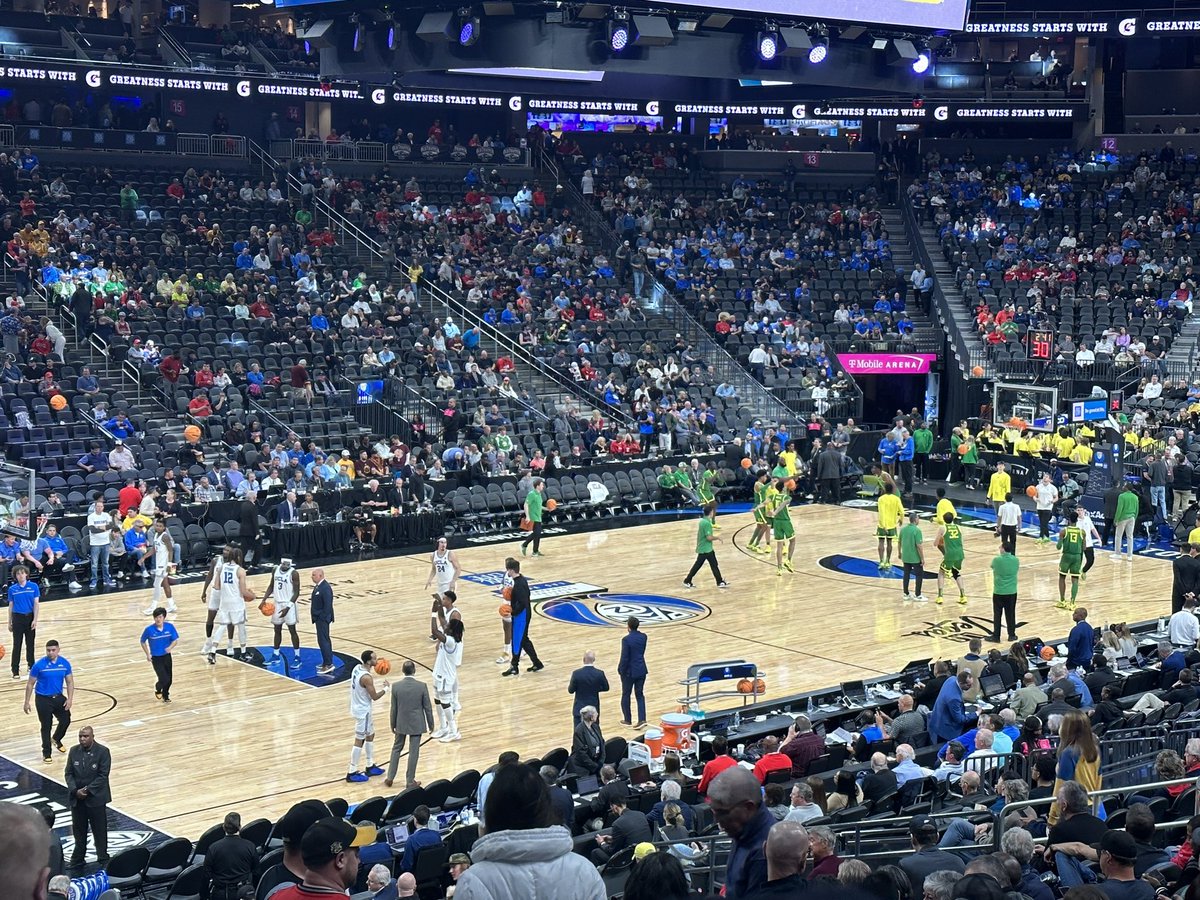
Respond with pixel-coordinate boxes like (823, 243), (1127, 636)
(8, 580), (39, 614)
(29, 655), (72, 695)
(140, 622), (179, 657)
(0, 541), (19, 562)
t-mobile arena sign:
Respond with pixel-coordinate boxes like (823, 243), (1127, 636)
(837, 353), (937, 374)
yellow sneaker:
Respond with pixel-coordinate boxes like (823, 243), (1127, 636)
(783, 558), (795, 573)
(1054, 599), (1070, 609)
(935, 594), (944, 605)
(776, 566), (784, 577)
(957, 594), (968, 605)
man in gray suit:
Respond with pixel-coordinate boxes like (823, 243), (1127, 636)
(384, 659), (434, 789)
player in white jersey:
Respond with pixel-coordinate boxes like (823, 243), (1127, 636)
(198, 548), (232, 661)
(431, 618), (465, 742)
(141, 520), (178, 615)
(434, 590), (464, 711)
(261, 557), (301, 665)
(347, 649), (388, 782)
(425, 537), (462, 640)
(213, 547), (252, 663)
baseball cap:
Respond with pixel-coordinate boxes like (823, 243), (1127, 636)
(909, 814), (939, 836)
(300, 817), (375, 867)
(448, 852), (472, 866)
(1100, 830), (1137, 864)
(341, 450), (351, 457)
(633, 842), (657, 861)
(275, 800), (331, 846)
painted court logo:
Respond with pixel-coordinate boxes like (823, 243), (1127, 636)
(904, 615), (1027, 644)
(818, 554), (938, 581)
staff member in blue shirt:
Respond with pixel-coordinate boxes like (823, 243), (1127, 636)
(897, 428), (916, 495)
(23, 638), (74, 763)
(7, 565), (39, 679)
(140, 607), (179, 702)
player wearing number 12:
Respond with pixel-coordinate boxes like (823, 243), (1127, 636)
(876, 481), (905, 570)
(1056, 510), (1085, 609)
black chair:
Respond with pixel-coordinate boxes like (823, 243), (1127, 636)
(604, 737), (628, 765)
(423, 778), (451, 812)
(326, 798), (350, 818)
(445, 824), (478, 857)
(105, 846), (150, 895)
(189, 823), (224, 865)
(542, 747), (569, 772)
(599, 845), (637, 897)
(254, 847), (284, 885)
(240, 818), (273, 852)
(165, 864), (207, 900)
(443, 769), (480, 811)
(410, 842), (449, 897)
(351, 796), (387, 825)
(830, 804), (869, 824)
(765, 769), (792, 785)
(144, 837), (192, 886)
(384, 786), (428, 822)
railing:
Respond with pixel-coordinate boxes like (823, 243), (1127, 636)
(338, 376), (421, 445)
(899, 193), (970, 380)
(538, 147), (817, 430)
(268, 138), (530, 167)
(0, 124), (13, 150)
(9, 124), (246, 158)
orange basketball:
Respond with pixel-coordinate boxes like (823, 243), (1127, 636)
(184, 424), (202, 443)
(1026, 485), (1037, 498)
(971, 365), (985, 377)
(1040, 645), (1055, 661)
(0, 644), (5, 660)
(260, 600), (275, 617)
(375, 658), (391, 675)
(498, 603), (512, 618)
(49, 394), (67, 410)
(546, 498), (558, 511)
(740, 458), (752, 469)
(737, 678), (753, 694)
(785, 479), (796, 491)
(755, 678), (766, 693)
(957, 443), (970, 456)
(502, 586), (513, 601)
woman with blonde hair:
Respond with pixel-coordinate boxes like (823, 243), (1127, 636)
(1048, 710), (1101, 825)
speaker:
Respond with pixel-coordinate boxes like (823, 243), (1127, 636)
(297, 19), (334, 49)
(777, 26), (812, 57)
(631, 14), (673, 47)
(416, 10), (455, 42)
(886, 38), (919, 67)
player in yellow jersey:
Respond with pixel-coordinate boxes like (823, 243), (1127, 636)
(935, 487), (957, 524)
(758, 479), (796, 575)
(747, 472), (773, 553)
(876, 481), (905, 571)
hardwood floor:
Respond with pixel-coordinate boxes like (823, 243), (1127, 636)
(0, 502), (1161, 840)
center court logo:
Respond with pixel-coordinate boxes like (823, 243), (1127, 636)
(819, 554), (938, 581)
(540, 593), (711, 628)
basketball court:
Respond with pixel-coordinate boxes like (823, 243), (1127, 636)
(0, 499), (1159, 841)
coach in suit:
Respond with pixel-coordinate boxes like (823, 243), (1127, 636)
(618, 617), (648, 727)
(385, 660), (434, 789)
(568, 706), (605, 776)
(310, 568), (335, 673)
(568, 651), (610, 724)
(238, 491), (261, 567)
(928, 671), (973, 744)
(276, 491), (300, 525)
(65, 726), (111, 866)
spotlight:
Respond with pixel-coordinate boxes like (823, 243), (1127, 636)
(807, 25), (828, 63)
(386, 25), (395, 49)
(608, 9), (629, 52)
(757, 26), (779, 62)
(912, 49), (931, 73)
(458, 7), (480, 46)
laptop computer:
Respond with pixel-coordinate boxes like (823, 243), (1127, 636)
(979, 674), (1007, 701)
(627, 764), (651, 785)
(575, 774), (600, 796)
(841, 679), (867, 705)
(387, 825), (409, 850)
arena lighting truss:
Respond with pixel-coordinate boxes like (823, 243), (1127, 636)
(912, 41), (932, 73)
(608, 8), (630, 51)
(756, 23), (780, 61)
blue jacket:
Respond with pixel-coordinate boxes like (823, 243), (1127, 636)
(619, 631), (648, 680)
(399, 826), (442, 873)
(878, 438), (898, 465)
(1066, 620), (1094, 669)
(898, 437), (915, 462)
(929, 677), (969, 743)
(310, 579), (334, 623)
(568, 665), (610, 719)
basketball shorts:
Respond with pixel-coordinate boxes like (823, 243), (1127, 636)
(876, 526), (898, 539)
(753, 509), (769, 525)
(206, 590), (220, 612)
(436, 579), (454, 597)
(434, 673), (456, 705)
(354, 711), (374, 739)
(1059, 556), (1083, 577)
(271, 603), (298, 627)
(698, 490), (715, 504)
(216, 600), (247, 625)
(154, 568), (169, 587)
(772, 516), (794, 541)
(941, 556), (963, 578)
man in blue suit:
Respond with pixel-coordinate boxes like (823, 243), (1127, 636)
(568, 650), (610, 725)
(310, 568), (335, 673)
(618, 617), (648, 728)
(276, 490), (300, 525)
(398, 805), (442, 874)
(929, 670), (973, 745)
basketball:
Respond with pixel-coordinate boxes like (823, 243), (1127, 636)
(49, 394), (67, 410)
(1040, 645), (1056, 661)
(184, 424), (202, 442)
(755, 679), (766, 693)
(785, 479), (796, 491)
(1026, 485), (1037, 498)
(971, 365), (985, 377)
(0, 644), (5, 660)
(502, 585), (512, 601)
(375, 658), (391, 675)
(740, 458), (752, 469)
(498, 603), (512, 618)
(737, 678), (753, 693)
(546, 498), (558, 511)
(259, 601), (275, 617)
(957, 443), (970, 456)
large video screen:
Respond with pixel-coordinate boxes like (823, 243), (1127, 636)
(674, 0), (968, 31)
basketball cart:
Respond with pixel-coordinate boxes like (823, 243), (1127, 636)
(676, 659), (766, 710)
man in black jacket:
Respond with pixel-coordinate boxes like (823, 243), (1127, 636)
(1172, 544), (1200, 614)
(590, 796), (650, 865)
(540, 765), (576, 831)
(65, 726), (111, 866)
(568, 650), (610, 725)
(205, 812), (259, 899)
(238, 490), (260, 568)
(310, 568), (335, 673)
(502, 557), (542, 676)
(861, 752), (898, 809)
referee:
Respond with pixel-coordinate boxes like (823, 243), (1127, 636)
(8, 564), (40, 679)
(23, 639), (74, 763)
(140, 607), (179, 702)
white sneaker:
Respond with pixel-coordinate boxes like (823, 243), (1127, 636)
(200, 642), (212, 654)
(495, 654), (510, 665)
(902, 593), (913, 601)
(1109, 553), (1122, 560)
(166, 602), (177, 613)
(68, 581), (81, 593)
(915, 594), (928, 602)
(438, 731), (462, 742)
(429, 728), (447, 740)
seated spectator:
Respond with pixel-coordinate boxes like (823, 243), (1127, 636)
(752, 736), (792, 785)
(398, 805), (442, 873)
